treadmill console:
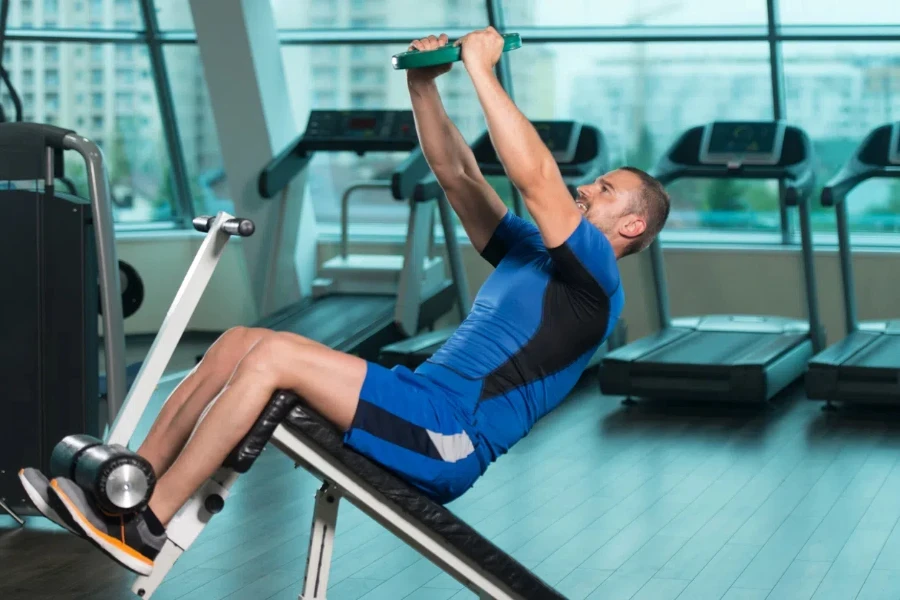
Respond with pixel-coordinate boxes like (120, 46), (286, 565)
(700, 121), (786, 167)
(303, 110), (418, 153)
(475, 120), (585, 167)
(889, 121), (900, 165)
(533, 121), (583, 163)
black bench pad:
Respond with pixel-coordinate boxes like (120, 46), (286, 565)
(278, 392), (567, 600)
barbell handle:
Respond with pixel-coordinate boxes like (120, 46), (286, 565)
(192, 215), (256, 237)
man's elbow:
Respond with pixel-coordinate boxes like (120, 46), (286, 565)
(516, 158), (562, 196)
(431, 165), (468, 188)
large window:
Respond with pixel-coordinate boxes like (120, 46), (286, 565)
(500, 0), (768, 27)
(280, 44), (485, 226)
(0, 41), (169, 223)
(163, 45), (230, 217)
(152, 0), (194, 30)
(273, 0), (488, 29)
(508, 42), (778, 233)
(784, 42), (900, 235)
(5, 0), (141, 29)
(779, 0), (900, 25)
(4, 0), (898, 240)
(1, 0), (227, 227)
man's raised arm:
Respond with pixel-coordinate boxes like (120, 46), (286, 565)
(458, 28), (582, 249)
(406, 34), (508, 253)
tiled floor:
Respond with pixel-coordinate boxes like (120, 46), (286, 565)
(2, 368), (899, 600)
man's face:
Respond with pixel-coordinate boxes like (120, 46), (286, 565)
(575, 168), (646, 240)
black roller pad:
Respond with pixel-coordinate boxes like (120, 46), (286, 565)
(224, 391), (301, 473)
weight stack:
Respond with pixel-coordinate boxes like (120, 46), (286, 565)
(0, 188), (100, 512)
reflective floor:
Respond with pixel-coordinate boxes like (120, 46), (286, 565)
(2, 370), (900, 600)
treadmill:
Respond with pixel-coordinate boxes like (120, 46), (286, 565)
(599, 121), (825, 404)
(256, 109), (468, 360)
(378, 120), (626, 370)
(806, 121), (900, 407)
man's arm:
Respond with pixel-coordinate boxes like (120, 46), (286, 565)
(409, 80), (507, 252)
(459, 29), (582, 249)
(405, 35), (508, 253)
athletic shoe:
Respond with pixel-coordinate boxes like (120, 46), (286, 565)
(17, 468), (82, 536)
(49, 477), (165, 575)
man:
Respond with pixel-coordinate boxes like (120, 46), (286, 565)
(22, 28), (669, 576)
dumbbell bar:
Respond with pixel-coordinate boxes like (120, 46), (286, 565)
(50, 434), (156, 516)
(391, 33), (522, 70)
(192, 215), (256, 237)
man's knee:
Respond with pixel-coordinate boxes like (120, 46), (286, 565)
(237, 333), (302, 380)
(209, 326), (269, 358)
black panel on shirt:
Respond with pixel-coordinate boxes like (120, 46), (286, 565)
(480, 230), (510, 268)
(479, 242), (612, 401)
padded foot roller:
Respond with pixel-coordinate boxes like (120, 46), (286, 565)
(49, 434), (155, 515)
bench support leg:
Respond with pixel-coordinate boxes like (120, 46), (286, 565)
(301, 482), (341, 600)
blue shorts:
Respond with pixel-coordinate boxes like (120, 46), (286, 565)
(343, 361), (487, 504)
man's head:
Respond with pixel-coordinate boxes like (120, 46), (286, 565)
(575, 167), (670, 258)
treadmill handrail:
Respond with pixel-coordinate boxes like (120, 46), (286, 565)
(391, 147), (430, 201)
(821, 161), (885, 207)
(646, 123), (820, 337)
(413, 172), (443, 203)
(258, 131), (312, 199)
(820, 123), (900, 336)
(259, 136), (429, 202)
(821, 123), (900, 208)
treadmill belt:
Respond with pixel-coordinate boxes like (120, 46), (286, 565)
(644, 330), (798, 365)
(260, 294), (395, 348)
(844, 334), (900, 369)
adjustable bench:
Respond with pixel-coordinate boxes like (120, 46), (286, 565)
(96, 212), (565, 600)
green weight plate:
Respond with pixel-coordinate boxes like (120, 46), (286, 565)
(392, 33), (522, 70)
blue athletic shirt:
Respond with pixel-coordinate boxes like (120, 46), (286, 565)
(429, 210), (625, 463)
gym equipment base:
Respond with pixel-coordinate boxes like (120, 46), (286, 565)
(806, 322), (900, 405)
(600, 316), (814, 404)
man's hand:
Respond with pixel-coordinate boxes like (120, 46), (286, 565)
(455, 27), (505, 74)
(406, 34), (452, 88)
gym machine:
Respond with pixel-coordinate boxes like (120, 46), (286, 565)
(806, 121), (900, 407)
(257, 109), (468, 359)
(0, 123), (129, 522)
(600, 121), (825, 404)
(379, 120), (627, 370)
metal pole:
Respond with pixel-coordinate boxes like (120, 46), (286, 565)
(138, 0), (194, 225)
(766, 0), (791, 245)
(648, 238), (670, 329)
(339, 182), (391, 259)
(797, 198), (824, 351)
(0, 0), (10, 58)
(437, 192), (471, 318)
(63, 133), (127, 423)
(485, 0), (523, 217)
(835, 200), (858, 334)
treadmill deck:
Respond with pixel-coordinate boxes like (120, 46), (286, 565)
(601, 318), (814, 403)
(806, 321), (900, 403)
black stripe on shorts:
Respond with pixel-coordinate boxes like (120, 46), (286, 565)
(352, 399), (443, 461)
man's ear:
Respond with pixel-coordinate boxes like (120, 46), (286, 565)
(619, 214), (647, 240)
